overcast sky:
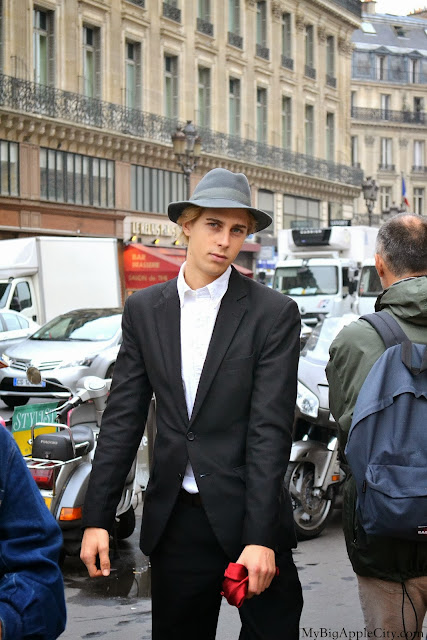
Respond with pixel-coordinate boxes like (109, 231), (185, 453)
(374, 0), (427, 16)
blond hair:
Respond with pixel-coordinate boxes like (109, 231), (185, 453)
(175, 205), (257, 245)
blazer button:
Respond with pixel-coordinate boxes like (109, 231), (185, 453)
(187, 431), (195, 441)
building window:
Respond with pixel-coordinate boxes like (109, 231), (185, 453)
(163, 0), (181, 23)
(0, 140), (19, 196)
(380, 138), (393, 170)
(33, 8), (54, 85)
(326, 35), (335, 84)
(282, 13), (292, 60)
(351, 136), (359, 167)
(281, 96), (292, 150)
(413, 187), (424, 215)
(198, 67), (211, 128)
(326, 112), (335, 162)
(305, 24), (315, 77)
(256, 1), (267, 46)
(131, 165), (185, 213)
(229, 77), (241, 137)
(305, 104), (314, 156)
(256, 87), (267, 144)
(379, 186), (392, 212)
(376, 55), (386, 81)
(197, 0), (213, 36)
(283, 195), (320, 230)
(228, 0), (242, 47)
(380, 94), (390, 120)
(83, 25), (101, 98)
(414, 96), (424, 113)
(125, 41), (142, 110)
(410, 58), (420, 84)
(40, 148), (114, 207)
(164, 54), (178, 119)
(413, 140), (425, 170)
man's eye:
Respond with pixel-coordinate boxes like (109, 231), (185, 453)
(232, 228), (244, 234)
(208, 222), (219, 228)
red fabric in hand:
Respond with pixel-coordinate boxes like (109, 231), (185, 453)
(221, 562), (279, 608)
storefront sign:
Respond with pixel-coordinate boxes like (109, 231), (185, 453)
(130, 221), (177, 237)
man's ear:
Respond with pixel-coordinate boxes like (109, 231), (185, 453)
(181, 220), (192, 239)
(374, 253), (385, 278)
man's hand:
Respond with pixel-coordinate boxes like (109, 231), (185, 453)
(236, 544), (276, 599)
(80, 528), (110, 577)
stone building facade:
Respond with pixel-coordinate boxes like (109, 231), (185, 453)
(0, 0), (362, 286)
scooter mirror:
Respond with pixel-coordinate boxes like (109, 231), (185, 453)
(26, 366), (42, 385)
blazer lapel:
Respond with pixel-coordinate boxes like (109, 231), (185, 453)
(189, 269), (248, 426)
(153, 279), (189, 428)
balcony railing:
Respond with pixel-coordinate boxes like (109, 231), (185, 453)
(197, 18), (214, 37)
(256, 44), (269, 60)
(326, 75), (337, 88)
(351, 106), (426, 124)
(228, 32), (243, 48)
(281, 55), (294, 71)
(412, 165), (427, 173)
(126, 0), (145, 6)
(331, 0), (361, 16)
(305, 65), (316, 80)
(378, 164), (395, 172)
(0, 73), (363, 187)
(163, 2), (181, 22)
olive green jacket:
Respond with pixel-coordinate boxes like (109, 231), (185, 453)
(326, 276), (427, 582)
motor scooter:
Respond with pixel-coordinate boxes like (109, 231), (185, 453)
(23, 366), (145, 556)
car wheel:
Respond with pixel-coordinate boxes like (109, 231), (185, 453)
(105, 363), (115, 380)
(284, 461), (334, 541)
(115, 507), (136, 540)
(2, 396), (29, 409)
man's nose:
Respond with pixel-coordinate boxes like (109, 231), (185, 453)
(217, 229), (231, 247)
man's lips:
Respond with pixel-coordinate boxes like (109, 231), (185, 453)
(210, 253), (228, 262)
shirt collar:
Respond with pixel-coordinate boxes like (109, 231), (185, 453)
(177, 262), (232, 308)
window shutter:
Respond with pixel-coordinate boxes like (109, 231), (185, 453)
(135, 42), (142, 110)
(94, 27), (101, 99)
(47, 10), (55, 86)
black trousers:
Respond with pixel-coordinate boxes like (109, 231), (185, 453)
(149, 495), (303, 640)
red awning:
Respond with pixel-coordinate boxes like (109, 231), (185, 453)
(124, 244), (252, 290)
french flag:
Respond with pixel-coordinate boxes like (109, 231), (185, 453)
(402, 176), (410, 208)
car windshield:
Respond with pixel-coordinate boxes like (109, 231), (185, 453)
(273, 266), (338, 295)
(0, 283), (11, 309)
(359, 265), (382, 297)
(31, 310), (122, 342)
(301, 316), (358, 363)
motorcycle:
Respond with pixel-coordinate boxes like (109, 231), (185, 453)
(23, 366), (145, 556)
(284, 316), (357, 540)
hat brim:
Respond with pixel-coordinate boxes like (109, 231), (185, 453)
(168, 198), (272, 232)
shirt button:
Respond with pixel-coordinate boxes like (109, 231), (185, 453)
(187, 431), (195, 441)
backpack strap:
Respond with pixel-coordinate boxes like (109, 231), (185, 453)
(361, 311), (409, 349)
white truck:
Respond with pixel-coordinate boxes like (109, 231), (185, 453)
(273, 226), (378, 325)
(0, 236), (122, 325)
(352, 257), (383, 315)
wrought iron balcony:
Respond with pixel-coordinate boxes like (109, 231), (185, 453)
(163, 2), (181, 22)
(228, 32), (243, 49)
(378, 164), (395, 172)
(256, 44), (269, 61)
(126, 0), (145, 6)
(0, 73), (363, 187)
(281, 56), (294, 71)
(331, 0), (361, 16)
(304, 65), (316, 80)
(326, 75), (337, 88)
(197, 18), (214, 37)
(351, 106), (426, 125)
(412, 165), (427, 173)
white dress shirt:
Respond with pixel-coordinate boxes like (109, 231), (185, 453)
(177, 261), (232, 493)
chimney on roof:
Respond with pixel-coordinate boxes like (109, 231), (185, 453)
(362, 0), (376, 15)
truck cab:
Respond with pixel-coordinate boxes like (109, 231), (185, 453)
(0, 277), (39, 322)
(352, 258), (383, 315)
(273, 226), (378, 325)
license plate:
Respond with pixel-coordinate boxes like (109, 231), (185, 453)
(43, 497), (52, 509)
(13, 377), (46, 388)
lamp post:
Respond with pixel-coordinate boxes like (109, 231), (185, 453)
(361, 176), (379, 227)
(171, 120), (202, 199)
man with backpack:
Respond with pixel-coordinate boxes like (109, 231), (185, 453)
(326, 213), (427, 635)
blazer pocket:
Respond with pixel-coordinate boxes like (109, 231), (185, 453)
(221, 353), (254, 372)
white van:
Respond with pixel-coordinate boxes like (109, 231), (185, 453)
(352, 258), (383, 315)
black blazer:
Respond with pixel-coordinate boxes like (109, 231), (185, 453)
(83, 267), (300, 560)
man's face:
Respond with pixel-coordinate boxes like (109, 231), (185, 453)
(182, 208), (250, 286)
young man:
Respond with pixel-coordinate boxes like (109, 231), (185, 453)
(326, 213), (427, 635)
(0, 427), (66, 640)
(81, 168), (303, 639)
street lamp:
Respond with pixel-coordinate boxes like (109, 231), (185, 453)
(171, 120), (202, 198)
(361, 176), (379, 227)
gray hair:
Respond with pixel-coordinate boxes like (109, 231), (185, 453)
(376, 213), (427, 277)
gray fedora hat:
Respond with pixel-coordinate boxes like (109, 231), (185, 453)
(167, 168), (272, 232)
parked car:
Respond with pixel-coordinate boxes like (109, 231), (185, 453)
(0, 309), (39, 352)
(0, 308), (122, 408)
